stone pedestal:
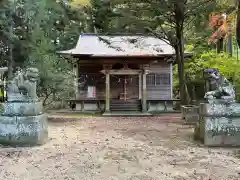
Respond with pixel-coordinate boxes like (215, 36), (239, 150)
(181, 105), (199, 124)
(3, 102), (43, 116)
(194, 103), (240, 146)
(0, 101), (48, 146)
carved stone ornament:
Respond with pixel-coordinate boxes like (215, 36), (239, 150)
(204, 68), (235, 104)
(7, 68), (39, 102)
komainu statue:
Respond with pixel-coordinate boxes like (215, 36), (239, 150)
(7, 68), (39, 102)
(204, 68), (235, 103)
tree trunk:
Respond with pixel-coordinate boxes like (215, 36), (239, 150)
(175, 46), (184, 105)
(8, 43), (13, 80)
(237, 1), (240, 48)
(174, 1), (190, 105)
(7, 17), (13, 80)
(216, 38), (224, 53)
(175, 25), (190, 105)
(88, 8), (97, 33)
(228, 20), (233, 56)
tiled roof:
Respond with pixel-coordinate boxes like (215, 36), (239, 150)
(58, 34), (176, 56)
(0, 67), (8, 73)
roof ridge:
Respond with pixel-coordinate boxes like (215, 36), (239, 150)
(81, 33), (151, 37)
(57, 33), (181, 57)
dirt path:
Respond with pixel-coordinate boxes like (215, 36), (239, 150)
(0, 115), (240, 180)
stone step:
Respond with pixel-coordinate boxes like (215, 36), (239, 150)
(110, 100), (142, 111)
(110, 104), (141, 107)
(110, 107), (142, 111)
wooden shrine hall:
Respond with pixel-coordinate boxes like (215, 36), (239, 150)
(58, 33), (191, 115)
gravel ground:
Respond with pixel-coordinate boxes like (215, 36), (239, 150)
(0, 114), (240, 180)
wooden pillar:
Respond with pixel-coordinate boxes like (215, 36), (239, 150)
(170, 63), (173, 99)
(142, 65), (149, 112)
(102, 64), (112, 113)
(73, 63), (78, 99)
(138, 73), (142, 99)
(105, 72), (110, 112)
(142, 72), (147, 112)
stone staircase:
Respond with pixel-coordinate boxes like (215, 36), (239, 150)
(110, 99), (142, 112)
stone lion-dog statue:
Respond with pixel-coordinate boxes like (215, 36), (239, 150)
(7, 68), (39, 102)
(204, 68), (235, 104)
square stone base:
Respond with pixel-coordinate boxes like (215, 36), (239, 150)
(181, 105), (199, 124)
(199, 103), (240, 116)
(0, 114), (48, 146)
(195, 116), (240, 146)
(3, 102), (43, 116)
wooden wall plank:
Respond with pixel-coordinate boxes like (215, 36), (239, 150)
(147, 62), (172, 100)
(75, 61), (173, 100)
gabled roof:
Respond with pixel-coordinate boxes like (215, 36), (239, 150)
(58, 33), (176, 57)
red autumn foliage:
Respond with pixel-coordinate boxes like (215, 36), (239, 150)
(208, 13), (227, 44)
(209, 14), (222, 28)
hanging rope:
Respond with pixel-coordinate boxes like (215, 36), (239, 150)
(110, 75), (139, 83)
(77, 73), (140, 86)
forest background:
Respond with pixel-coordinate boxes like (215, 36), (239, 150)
(0, 0), (240, 107)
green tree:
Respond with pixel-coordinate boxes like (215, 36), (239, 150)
(185, 51), (239, 82)
(0, 0), (85, 105)
(174, 51), (240, 100)
(107, 0), (216, 105)
(214, 0), (240, 49)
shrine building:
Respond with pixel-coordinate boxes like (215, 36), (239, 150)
(58, 33), (191, 116)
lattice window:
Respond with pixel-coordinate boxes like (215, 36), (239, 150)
(147, 73), (170, 86)
(156, 74), (170, 85)
(147, 74), (155, 85)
